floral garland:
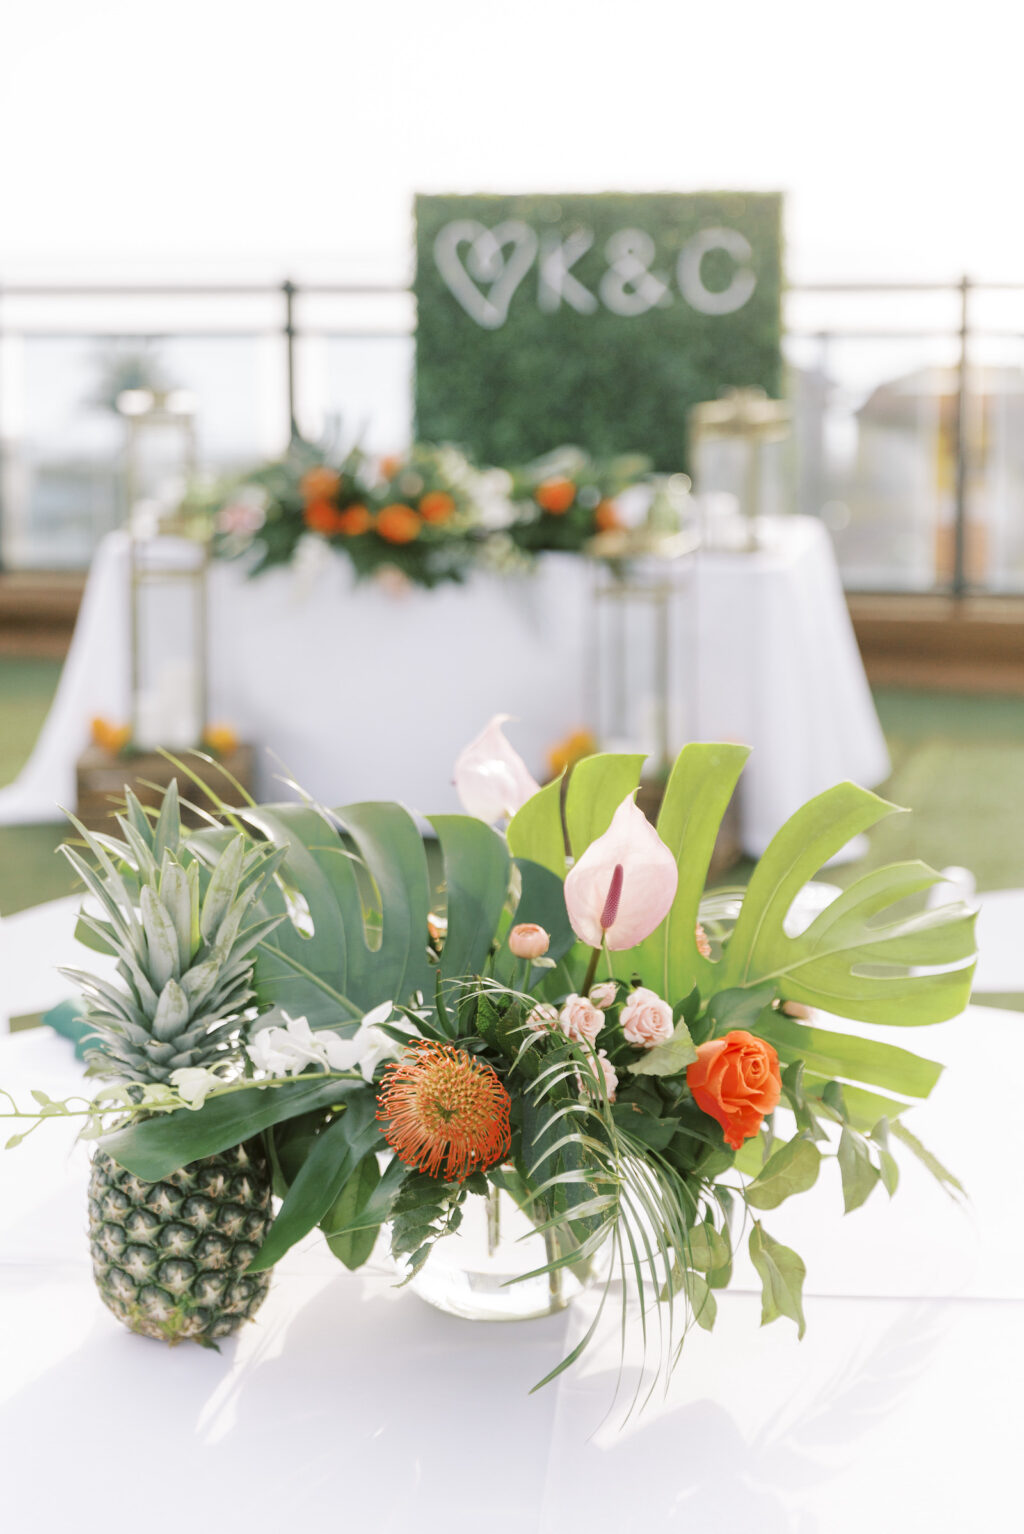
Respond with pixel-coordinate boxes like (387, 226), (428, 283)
(199, 439), (655, 588)
(506, 445), (651, 554)
(206, 439), (487, 590)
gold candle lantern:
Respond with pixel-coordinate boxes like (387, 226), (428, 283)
(689, 387), (790, 550)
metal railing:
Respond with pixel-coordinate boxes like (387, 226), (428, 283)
(2, 274), (1023, 594)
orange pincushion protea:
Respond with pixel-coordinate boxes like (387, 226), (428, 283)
(377, 1041), (511, 1182)
(419, 490), (456, 524)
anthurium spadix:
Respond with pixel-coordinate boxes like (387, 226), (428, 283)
(454, 714), (541, 823)
(564, 793), (679, 950)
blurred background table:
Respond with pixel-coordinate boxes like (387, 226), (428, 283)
(0, 516), (888, 856)
(0, 1004), (1018, 1532)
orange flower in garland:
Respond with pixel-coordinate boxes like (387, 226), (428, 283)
(300, 466), (341, 504)
(594, 499), (622, 532)
(419, 490), (456, 524)
(304, 499), (345, 535)
(377, 1041), (512, 1182)
(376, 504), (422, 544)
(336, 503), (371, 536)
(535, 477), (577, 515)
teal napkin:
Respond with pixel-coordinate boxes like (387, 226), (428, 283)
(42, 1000), (93, 1061)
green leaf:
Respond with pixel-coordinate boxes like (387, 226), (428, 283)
(745, 1135), (821, 1210)
(638, 743), (749, 998)
(627, 1019), (697, 1077)
(684, 1222), (730, 1272)
(323, 1153), (383, 1270)
(837, 1125), (881, 1212)
(718, 796), (976, 1025)
(890, 1118), (966, 1200)
(248, 1090), (383, 1271)
(563, 752), (646, 860)
(507, 775), (567, 877)
(245, 801), (436, 1024)
(869, 1118), (900, 1196)
(102, 1075), (362, 1180)
(324, 1153), (409, 1239)
(758, 1012), (943, 1101)
(705, 983), (776, 1037)
(680, 1266), (718, 1331)
(748, 1222), (807, 1338)
(427, 814), (510, 981)
(610, 1103), (680, 1150)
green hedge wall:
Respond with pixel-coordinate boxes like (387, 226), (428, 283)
(414, 191), (783, 472)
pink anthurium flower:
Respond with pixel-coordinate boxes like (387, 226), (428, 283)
(454, 714), (540, 823)
(564, 794), (678, 950)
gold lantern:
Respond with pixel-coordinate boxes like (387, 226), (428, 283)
(118, 388), (209, 752)
(689, 387), (791, 550)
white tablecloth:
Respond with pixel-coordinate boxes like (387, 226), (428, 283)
(0, 1009), (1017, 1531)
(0, 519), (889, 856)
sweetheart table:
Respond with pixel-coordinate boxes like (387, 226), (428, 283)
(0, 517), (888, 856)
(0, 1005), (1017, 1531)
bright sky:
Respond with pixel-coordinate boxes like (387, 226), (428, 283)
(1, 0), (1022, 285)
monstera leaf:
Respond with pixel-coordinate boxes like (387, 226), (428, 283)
(242, 802), (514, 1026)
(715, 782), (976, 1026)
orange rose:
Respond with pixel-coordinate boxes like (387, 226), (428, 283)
(336, 503), (371, 536)
(535, 477), (576, 515)
(594, 499), (622, 532)
(379, 454), (403, 480)
(376, 504), (421, 544)
(304, 499), (344, 535)
(686, 1030), (781, 1151)
(300, 466), (341, 504)
(203, 723), (239, 755)
(419, 490), (455, 524)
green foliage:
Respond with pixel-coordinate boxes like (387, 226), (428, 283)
(744, 1135), (821, 1210)
(749, 1222), (807, 1338)
(102, 1075), (362, 1180)
(415, 192), (784, 470)
(247, 1088), (383, 1272)
(717, 788), (976, 1024)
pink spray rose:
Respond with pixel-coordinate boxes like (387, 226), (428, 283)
(620, 986), (674, 1049)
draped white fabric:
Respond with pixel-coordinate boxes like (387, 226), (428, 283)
(0, 518), (889, 855)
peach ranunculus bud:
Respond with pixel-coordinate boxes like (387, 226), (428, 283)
(686, 1030), (782, 1151)
(620, 986), (674, 1048)
(509, 923), (550, 959)
(526, 1002), (559, 1033)
(454, 714), (541, 824)
(558, 994), (604, 1045)
(563, 794), (679, 951)
(780, 1000), (814, 1020)
(588, 980), (619, 1010)
(695, 922), (712, 959)
(579, 1047), (618, 1102)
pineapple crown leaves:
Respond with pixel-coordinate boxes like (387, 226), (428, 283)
(59, 784), (286, 1085)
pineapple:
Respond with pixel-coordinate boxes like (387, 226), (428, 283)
(63, 782), (284, 1345)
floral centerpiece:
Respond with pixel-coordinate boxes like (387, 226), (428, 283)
(3, 725), (975, 1395)
(204, 438), (485, 589)
(507, 446), (651, 554)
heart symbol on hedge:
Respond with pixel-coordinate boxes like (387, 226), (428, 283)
(433, 221), (538, 330)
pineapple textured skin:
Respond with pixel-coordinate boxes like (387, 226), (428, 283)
(89, 1140), (273, 1344)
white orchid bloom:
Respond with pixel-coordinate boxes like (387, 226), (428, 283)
(246, 1003), (404, 1083)
(169, 1066), (226, 1109)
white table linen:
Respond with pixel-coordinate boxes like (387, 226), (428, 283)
(0, 1001), (1019, 1531)
(0, 519), (889, 856)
